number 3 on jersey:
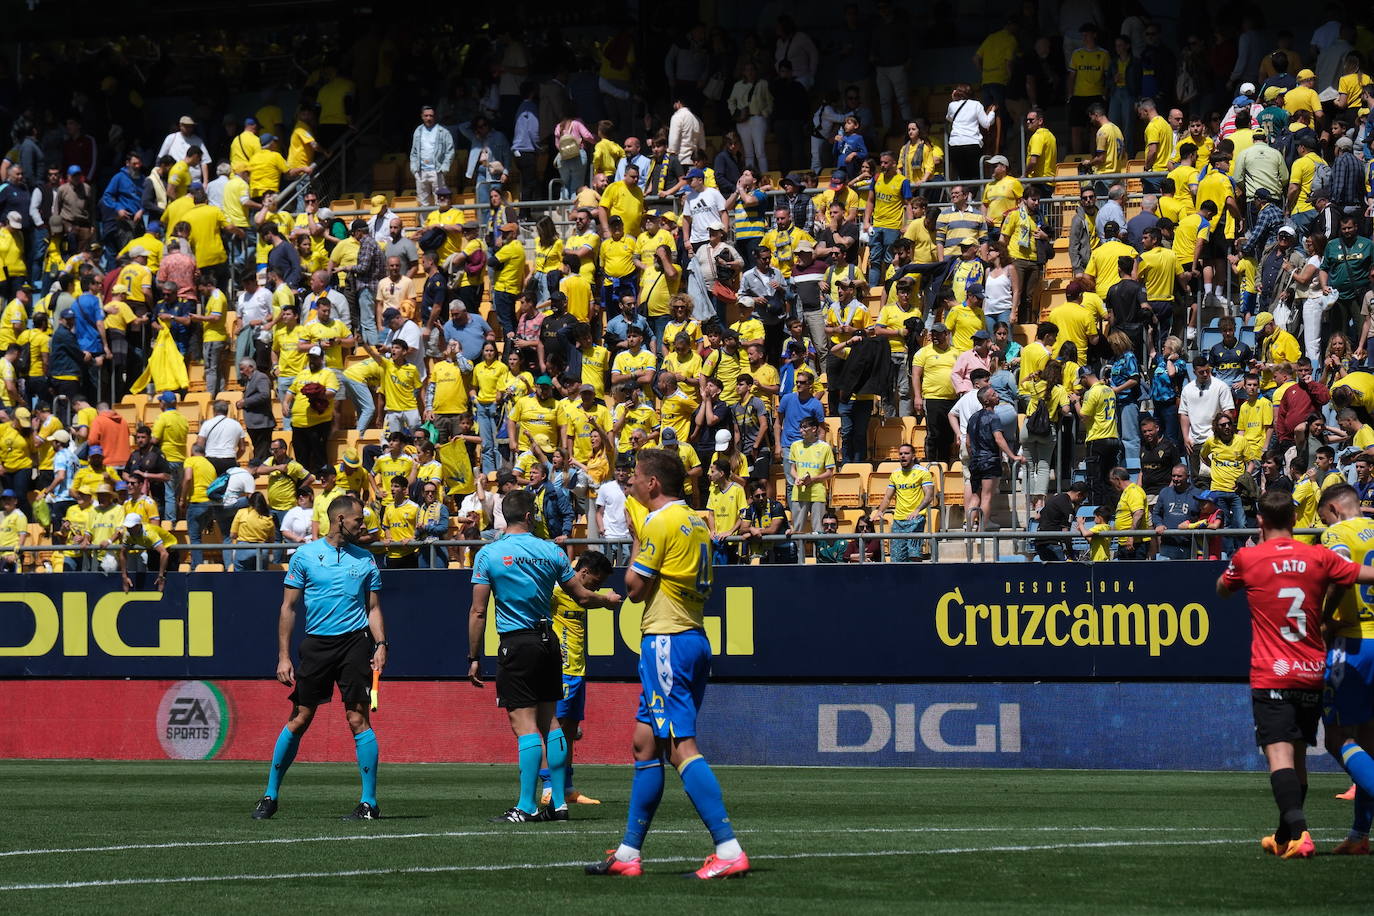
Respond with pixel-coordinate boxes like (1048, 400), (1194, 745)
(1277, 586), (1307, 642)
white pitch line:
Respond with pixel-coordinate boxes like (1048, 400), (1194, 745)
(0, 825), (1269, 860)
(0, 839), (1255, 893)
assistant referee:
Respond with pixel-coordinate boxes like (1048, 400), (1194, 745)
(468, 488), (621, 823)
(252, 494), (389, 821)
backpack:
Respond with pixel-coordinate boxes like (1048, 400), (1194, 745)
(1309, 159), (1334, 201)
(205, 471), (232, 503)
(557, 131), (581, 161)
(1026, 394), (1052, 436)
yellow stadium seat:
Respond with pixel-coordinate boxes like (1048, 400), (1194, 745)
(942, 461), (965, 508)
(867, 468), (893, 506)
(329, 198), (358, 212)
(823, 417), (842, 449)
(830, 463), (869, 508)
(869, 419), (907, 460)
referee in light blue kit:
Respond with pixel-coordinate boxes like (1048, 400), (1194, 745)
(468, 488), (622, 823)
(252, 494), (389, 821)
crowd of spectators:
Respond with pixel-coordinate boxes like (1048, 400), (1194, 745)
(0, 9), (1373, 570)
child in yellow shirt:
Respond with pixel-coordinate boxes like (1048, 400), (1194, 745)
(1079, 505), (1113, 561)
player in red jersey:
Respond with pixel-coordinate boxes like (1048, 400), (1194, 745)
(1217, 489), (1374, 859)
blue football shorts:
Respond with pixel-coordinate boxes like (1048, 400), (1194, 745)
(1324, 635), (1374, 728)
(558, 674), (586, 721)
(636, 629), (711, 739)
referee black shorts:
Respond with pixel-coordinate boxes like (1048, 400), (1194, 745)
(1251, 687), (1321, 747)
(496, 627), (562, 710)
(291, 628), (374, 708)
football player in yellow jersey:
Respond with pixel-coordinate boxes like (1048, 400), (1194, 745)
(586, 448), (749, 879)
(539, 549), (614, 809)
(1316, 483), (1374, 843)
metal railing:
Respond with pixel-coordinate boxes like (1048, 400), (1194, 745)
(9, 526), (1309, 570)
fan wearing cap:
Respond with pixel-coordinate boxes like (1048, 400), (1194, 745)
(284, 344), (339, 473)
(87, 482), (127, 570)
(0, 488), (25, 572)
(979, 155), (1022, 230)
(1285, 69), (1323, 125)
(229, 116), (261, 174)
(117, 512), (176, 591)
(423, 185), (466, 264)
(112, 246), (153, 308)
(1287, 130), (1328, 233)
(247, 133), (303, 198)
(118, 223), (165, 272)
(507, 373), (562, 456)
(0, 212), (26, 297)
(490, 221), (527, 342)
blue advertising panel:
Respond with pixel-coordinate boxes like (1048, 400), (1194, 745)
(698, 683), (1344, 772)
(0, 561), (1250, 679)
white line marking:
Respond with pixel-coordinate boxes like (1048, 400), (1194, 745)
(0, 839), (1255, 892)
(0, 825), (1268, 859)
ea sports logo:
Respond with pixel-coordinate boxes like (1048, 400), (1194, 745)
(156, 680), (230, 760)
(1272, 659), (1292, 677)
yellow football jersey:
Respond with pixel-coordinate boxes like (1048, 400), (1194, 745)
(632, 500), (712, 635)
(1322, 517), (1374, 637)
(552, 584), (588, 676)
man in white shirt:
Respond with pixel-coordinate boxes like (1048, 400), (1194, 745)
(949, 369), (992, 461)
(206, 162), (231, 208)
(595, 458), (632, 566)
(1178, 357), (1235, 473)
(197, 400), (246, 474)
(408, 105), (454, 206)
(216, 464), (258, 542)
(236, 272), (274, 377)
(667, 96), (705, 166)
(681, 170), (729, 252)
(157, 115), (209, 184)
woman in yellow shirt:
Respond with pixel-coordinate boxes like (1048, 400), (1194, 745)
(230, 492), (277, 571)
(533, 215), (565, 304)
(1336, 54), (1373, 115)
(469, 341), (511, 474)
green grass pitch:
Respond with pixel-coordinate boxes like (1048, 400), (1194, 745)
(2, 761), (1370, 913)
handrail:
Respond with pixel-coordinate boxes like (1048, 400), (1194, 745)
(16, 526), (1312, 570)
(278, 88), (396, 213)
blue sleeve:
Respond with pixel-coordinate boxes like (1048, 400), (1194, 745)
(556, 551), (575, 584)
(284, 549), (307, 588)
(471, 545), (490, 584)
(366, 558), (382, 592)
(901, 179), (913, 200)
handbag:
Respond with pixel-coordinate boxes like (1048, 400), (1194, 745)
(713, 280), (738, 303)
